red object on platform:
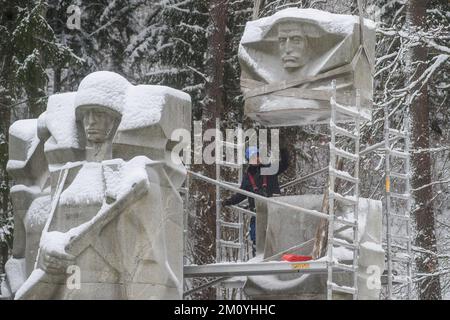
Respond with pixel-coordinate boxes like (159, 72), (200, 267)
(281, 254), (312, 262)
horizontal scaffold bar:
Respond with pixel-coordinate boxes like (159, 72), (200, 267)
(184, 260), (330, 278)
(359, 136), (401, 156)
(230, 205), (255, 216)
(188, 170), (329, 219)
(259, 138), (402, 191)
(280, 167), (328, 190)
(184, 239), (316, 297)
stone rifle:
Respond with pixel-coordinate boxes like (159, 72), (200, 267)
(14, 178), (149, 300)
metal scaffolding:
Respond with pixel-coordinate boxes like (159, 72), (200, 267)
(326, 80), (361, 299)
(181, 79), (398, 300)
(182, 0), (413, 301)
(214, 119), (246, 299)
(383, 109), (413, 299)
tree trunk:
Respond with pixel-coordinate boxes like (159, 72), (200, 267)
(406, 0), (442, 300)
(0, 95), (12, 274)
(204, 0), (227, 123)
(0, 0), (14, 274)
(202, 0), (228, 264)
(190, 0), (228, 299)
(53, 64), (62, 93)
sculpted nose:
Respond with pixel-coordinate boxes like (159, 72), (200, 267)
(285, 39), (293, 53)
(86, 111), (97, 126)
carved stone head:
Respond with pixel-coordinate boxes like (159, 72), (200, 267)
(74, 71), (128, 143)
(73, 71), (128, 161)
(239, 8), (376, 126)
(277, 21), (308, 71)
(75, 105), (122, 161)
(78, 106), (120, 143)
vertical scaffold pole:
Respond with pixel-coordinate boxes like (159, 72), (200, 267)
(384, 105), (393, 299)
(326, 80), (338, 300)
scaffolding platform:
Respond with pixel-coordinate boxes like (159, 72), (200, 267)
(184, 260), (351, 278)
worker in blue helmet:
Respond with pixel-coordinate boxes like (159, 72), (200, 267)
(245, 146), (259, 165)
(222, 138), (289, 256)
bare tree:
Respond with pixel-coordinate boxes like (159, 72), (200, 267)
(187, 0), (229, 299)
(406, 0), (442, 300)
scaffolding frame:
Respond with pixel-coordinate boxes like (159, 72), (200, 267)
(183, 81), (387, 300)
(383, 109), (413, 299)
(326, 81), (361, 299)
(183, 93), (414, 300)
(214, 119), (246, 299)
(182, 0), (412, 301)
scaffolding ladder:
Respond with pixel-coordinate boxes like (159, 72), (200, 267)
(181, 164), (190, 293)
(384, 109), (413, 299)
(214, 119), (247, 298)
(327, 80), (361, 300)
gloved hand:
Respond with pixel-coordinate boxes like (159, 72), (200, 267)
(260, 187), (268, 197)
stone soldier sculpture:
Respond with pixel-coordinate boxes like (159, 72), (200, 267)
(2, 71), (191, 300)
(1, 118), (51, 299)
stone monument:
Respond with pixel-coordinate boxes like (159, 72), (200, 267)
(1, 71), (191, 300)
(239, 8), (376, 127)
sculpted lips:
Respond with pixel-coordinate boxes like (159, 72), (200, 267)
(87, 129), (102, 135)
(283, 56), (299, 62)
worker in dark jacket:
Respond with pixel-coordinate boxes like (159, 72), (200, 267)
(222, 143), (289, 255)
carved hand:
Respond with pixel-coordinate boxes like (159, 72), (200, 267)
(40, 247), (75, 275)
(40, 235), (75, 274)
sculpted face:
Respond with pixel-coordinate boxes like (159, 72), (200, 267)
(278, 22), (307, 71)
(82, 108), (116, 143)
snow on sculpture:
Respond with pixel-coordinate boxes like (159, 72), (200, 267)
(2, 119), (50, 297)
(239, 8), (376, 127)
(1, 71), (191, 300)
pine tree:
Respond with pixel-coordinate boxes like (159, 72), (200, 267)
(0, 0), (15, 275)
(0, 0), (83, 274)
(9, 0), (83, 117)
(126, 0), (209, 117)
(46, 0), (145, 92)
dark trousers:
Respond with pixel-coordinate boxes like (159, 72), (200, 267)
(250, 216), (256, 256)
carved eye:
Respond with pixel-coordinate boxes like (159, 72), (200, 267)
(291, 36), (303, 44)
(93, 111), (107, 117)
(278, 37), (287, 43)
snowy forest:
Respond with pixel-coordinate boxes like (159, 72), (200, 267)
(0, 0), (449, 300)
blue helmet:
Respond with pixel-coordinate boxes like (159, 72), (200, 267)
(245, 146), (259, 161)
